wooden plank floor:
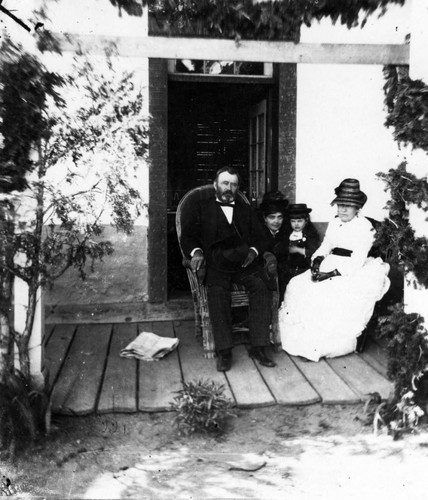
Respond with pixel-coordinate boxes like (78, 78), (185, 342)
(45, 319), (394, 415)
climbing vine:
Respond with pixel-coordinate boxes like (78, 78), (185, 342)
(378, 65), (428, 289)
(372, 64), (428, 426)
(375, 162), (428, 288)
(384, 65), (428, 152)
(110, 0), (405, 41)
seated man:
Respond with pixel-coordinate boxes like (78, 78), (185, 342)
(180, 166), (276, 372)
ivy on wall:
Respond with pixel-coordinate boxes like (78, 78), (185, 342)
(379, 66), (428, 288)
(374, 64), (428, 407)
(375, 162), (428, 288)
(109, 0), (405, 41)
(384, 65), (428, 151)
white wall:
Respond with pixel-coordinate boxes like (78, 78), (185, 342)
(295, 63), (401, 222)
(295, 1), (410, 223)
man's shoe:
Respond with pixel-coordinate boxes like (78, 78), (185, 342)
(216, 349), (232, 372)
(249, 346), (276, 368)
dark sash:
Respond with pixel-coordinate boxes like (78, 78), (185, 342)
(331, 247), (353, 257)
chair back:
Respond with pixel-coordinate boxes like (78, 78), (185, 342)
(175, 185), (250, 257)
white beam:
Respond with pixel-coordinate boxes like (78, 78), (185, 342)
(409, 0), (428, 81)
(55, 33), (409, 65)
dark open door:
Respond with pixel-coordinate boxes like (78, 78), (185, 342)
(249, 99), (268, 204)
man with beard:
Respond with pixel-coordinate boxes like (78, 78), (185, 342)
(180, 166), (276, 372)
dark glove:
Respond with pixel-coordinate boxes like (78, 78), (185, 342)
(311, 256), (324, 276)
(313, 269), (340, 282)
(242, 248), (257, 268)
(190, 250), (205, 272)
(263, 252), (277, 276)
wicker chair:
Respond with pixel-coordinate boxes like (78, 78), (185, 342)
(175, 185), (280, 358)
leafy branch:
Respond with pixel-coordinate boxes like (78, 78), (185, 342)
(110, 0), (405, 41)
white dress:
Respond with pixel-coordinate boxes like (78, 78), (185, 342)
(279, 215), (390, 362)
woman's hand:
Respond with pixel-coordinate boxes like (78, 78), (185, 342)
(289, 245), (305, 256)
(311, 256), (324, 277)
(312, 269), (340, 282)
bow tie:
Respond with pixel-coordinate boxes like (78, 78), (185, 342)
(217, 201), (235, 208)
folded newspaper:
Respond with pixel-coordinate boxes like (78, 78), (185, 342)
(120, 331), (179, 361)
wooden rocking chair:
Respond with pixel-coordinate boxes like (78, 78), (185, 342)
(175, 185), (280, 358)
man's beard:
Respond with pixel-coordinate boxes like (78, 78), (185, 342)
(216, 187), (235, 202)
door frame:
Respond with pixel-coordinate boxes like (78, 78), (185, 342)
(147, 60), (296, 303)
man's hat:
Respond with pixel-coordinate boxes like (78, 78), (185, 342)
(208, 235), (250, 273)
(259, 191), (289, 215)
(287, 203), (312, 217)
(331, 178), (367, 208)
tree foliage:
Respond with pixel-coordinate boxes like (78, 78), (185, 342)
(0, 41), (64, 193)
(1, 42), (148, 382)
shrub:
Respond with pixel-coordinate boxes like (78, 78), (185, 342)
(0, 369), (50, 458)
(373, 303), (428, 437)
(376, 303), (428, 399)
(171, 379), (236, 436)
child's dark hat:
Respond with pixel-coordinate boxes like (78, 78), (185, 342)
(331, 178), (367, 208)
(288, 203), (312, 217)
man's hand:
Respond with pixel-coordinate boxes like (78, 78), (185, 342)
(190, 250), (205, 272)
(242, 248), (257, 268)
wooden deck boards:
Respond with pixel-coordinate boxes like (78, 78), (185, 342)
(49, 324), (111, 415)
(45, 319), (394, 415)
(138, 321), (182, 412)
(98, 323), (138, 413)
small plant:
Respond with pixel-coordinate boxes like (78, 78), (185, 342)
(171, 379), (236, 436)
(373, 391), (426, 440)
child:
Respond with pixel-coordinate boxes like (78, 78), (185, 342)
(258, 191), (289, 297)
(284, 203), (320, 289)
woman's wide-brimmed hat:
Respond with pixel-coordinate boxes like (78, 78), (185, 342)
(331, 178), (367, 208)
(259, 191), (289, 215)
(287, 203), (312, 217)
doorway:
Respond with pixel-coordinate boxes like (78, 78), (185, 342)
(167, 80), (273, 297)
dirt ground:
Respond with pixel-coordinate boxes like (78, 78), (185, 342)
(1, 403), (428, 499)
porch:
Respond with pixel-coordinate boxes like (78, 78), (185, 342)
(44, 316), (393, 415)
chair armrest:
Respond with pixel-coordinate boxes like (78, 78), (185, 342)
(182, 257), (192, 269)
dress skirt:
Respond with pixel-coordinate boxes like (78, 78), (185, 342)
(278, 256), (390, 362)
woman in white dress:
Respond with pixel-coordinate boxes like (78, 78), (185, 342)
(279, 178), (390, 362)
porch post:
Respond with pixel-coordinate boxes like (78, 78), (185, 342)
(14, 275), (45, 389)
(403, 0), (428, 325)
(277, 64), (297, 201)
(147, 58), (169, 302)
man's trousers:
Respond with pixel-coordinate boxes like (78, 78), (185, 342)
(206, 266), (273, 352)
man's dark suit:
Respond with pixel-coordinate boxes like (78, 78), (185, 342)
(181, 195), (273, 352)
